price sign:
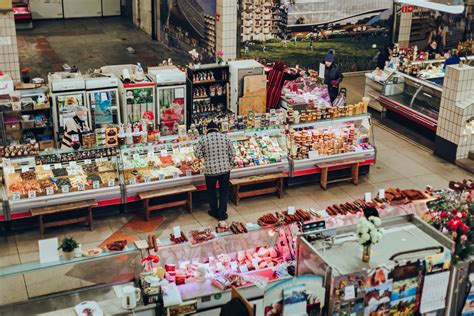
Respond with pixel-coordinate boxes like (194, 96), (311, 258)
(379, 189), (385, 198)
(288, 206), (296, 215)
(61, 185), (70, 193)
(239, 265), (249, 273)
(54, 163), (61, 169)
(108, 179), (115, 187)
(144, 176), (151, 183)
(160, 149), (168, 157)
(28, 191), (36, 199)
(12, 192), (21, 200)
(129, 178), (136, 185)
(147, 151), (155, 158)
(43, 164), (51, 170)
(84, 159), (92, 165)
(251, 258), (259, 269)
(173, 226), (181, 237)
(172, 147), (179, 155)
(230, 262), (238, 271)
(185, 170), (192, 177)
(132, 154), (140, 160)
(78, 183), (85, 191)
(172, 171), (179, 179)
(4, 166), (14, 174)
(364, 192), (372, 203)
(158, 173), (165, 180)
(216, 262), (224, 271)
(93, 181), (100, 189)
(179, 147), (187, 154)
(46, 187), (54, 196)
(21, 166), (29, 173)
(69, 161), (76, 167)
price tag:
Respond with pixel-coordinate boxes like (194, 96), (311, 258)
(147, 151), (155, 158)
(173, 226), (181, 237)
(108, 179), (115, 187)
(144, 176), (151, 183)
(12, 192), (21, 200)
(21, 166), (29, 173)
(172, 147), (179, 154)
(84, 159), (92, 165)
(160, 149), (168, 157)
(69, 161), (76, 167)
(54, 163), (61, 169)
(61, 185), (70, 193)
(4, 166), (14, 174)
(185, 170), (192, 177)
(379, 189), (385, 198)
(93, 181), (100, 189)
(43, 164), (51, 170)
(251, 258), (259, 269)
(78, 183), (85, 191)
(216, 262), (224, 271)
(46, 187), (54, 196)
(132, 153), (140, 160)
(230, 261), (238, 271)
(268, 262), (274, 268)
(364, 192), (372, 202)
(28, 191), (36, 199)
(288, 206), (296, 215)
(129, 178), (137, 185)
(158, 173), (165, 180)
(172, 171), (179, 179)
(239, 265), (249, 273)
(344, 285), (356, 300)
(179, 147), (187, 154)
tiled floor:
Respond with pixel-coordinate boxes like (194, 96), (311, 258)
(0, 120), (470, 306)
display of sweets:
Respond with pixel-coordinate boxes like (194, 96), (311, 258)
(0, 143), (40, 158)
(286, 99), (368, 125)
(233, 135), (286, 168)
(288, 125), (370, 160)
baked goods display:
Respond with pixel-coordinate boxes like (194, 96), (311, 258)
(106, 240), (127, 251)
(288, 124), (371, 160)
(384, 187), (427, 204)
(233, 135), (286, 168)
(4, 157), (119, 199)
(34, 147), (118, 164)
(0, 143), (41, 158)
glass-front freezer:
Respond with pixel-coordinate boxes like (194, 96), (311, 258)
(157, 85), (186, 136)
(87, 88), (120, 128)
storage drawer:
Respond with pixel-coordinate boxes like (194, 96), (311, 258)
(5, 123), (20, 132)
(21, 120), (35, 129)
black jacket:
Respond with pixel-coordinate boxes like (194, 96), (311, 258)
(324, 63), (343, 86)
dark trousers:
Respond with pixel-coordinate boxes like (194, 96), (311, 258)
(205, 172), (230, 220)
(329, 86), (339, 103)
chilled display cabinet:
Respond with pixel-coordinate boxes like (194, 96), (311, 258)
(85, 73), (121, 129)
(378, 71), (442, 132)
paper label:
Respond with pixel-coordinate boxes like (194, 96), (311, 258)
(93, 181), (100, 189)
(38, 238), (60, 264)
(230, 262), (238, 271)
(78, 183), (85, 191)
(144, 176), (151, 183)
(132, 154), (140, 160)
(54, 163), (61, 169)
(239, 265), (249, 273)
(288, 206), (296, 215)
(12, 192), (21, 200)
(172, 172), (179, 179)
(108, 179), (115, 187)
(61, 185), (69, 193)
(46, 187), (54, 196)
(173, 148), (179, 154)
(179, 147), (187, 153)
(251, 258), (259, 269)
(69, 161), (76, 167)
(365, 192), (372, 202)
(84, 159), (92, 165)
(147, 151), (154, 158)
(28, 191), (36, 199)
(379, 189), (385, 198)
(21, 166), (29, 173)
(344, 285), (356, 300)
(173, 226), (181, 237)
(43, 164), (51, 170)
(185, 170), (192, 177)
(129, 178), (136, 185)
(216, 262), (224, 271)
(420, 271), (450, 313)
(160, 149), (168, 157)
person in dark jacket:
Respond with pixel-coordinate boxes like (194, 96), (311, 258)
(425, 40), (441, 59)
(377, 44), (394, 69)
(323, 49), (343, 103)
(444, 49), (461, 69)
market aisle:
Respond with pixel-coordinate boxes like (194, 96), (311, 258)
(0, 123), (469, 307)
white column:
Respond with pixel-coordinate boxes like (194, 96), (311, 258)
(398, 11), (413, 47)
(0, 9), (20, 82)
(436, 64), (474, 160)
(216, 0), (237, 61)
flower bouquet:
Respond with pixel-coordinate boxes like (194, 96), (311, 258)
(216, 50), (224, 64)
(356, 215), (384, 262)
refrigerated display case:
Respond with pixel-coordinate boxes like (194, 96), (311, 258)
(296, 214), (455, 315)
(379, 71), (442, 132)
(12, 0), (33, 29)
(29, 0), (64, 19)
(48, 72), (88, 146)
(148, 66), (187, 136)
(288, 114), (376, 177)
(2, 146), (121, 217)
(84, 73), (121, 129)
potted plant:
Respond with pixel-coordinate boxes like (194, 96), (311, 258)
(356, 208), (384, 262)
(58, 237), (79, 260)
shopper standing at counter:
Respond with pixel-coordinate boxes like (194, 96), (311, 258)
(194, 121), (236, 223)
(61, 106), (91, 150)
(444, 49), (461, 69)
(323, 49), (343, 104)
(377, 44), (394, 70)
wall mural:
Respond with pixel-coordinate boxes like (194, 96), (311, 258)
(240, 0), (393, 72)
(160, 0), (217, 63)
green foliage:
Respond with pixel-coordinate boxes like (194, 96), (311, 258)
(58, 237), (79, 253)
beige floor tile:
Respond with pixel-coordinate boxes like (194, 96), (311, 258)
(0, 236), (19, 256)
(0, 253), (20, 268)
(366, 161), (406, 184)
(0, 274), (28, 305)
(19, 251), (39, 264)
(24, 265), (84, 298)
(409, 174), (451, 191)
(340, 182), (379, 201)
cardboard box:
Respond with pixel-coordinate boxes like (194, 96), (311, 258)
(39, 140), (54, 150)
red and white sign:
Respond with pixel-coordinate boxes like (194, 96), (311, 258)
(402, 5), (414, 13)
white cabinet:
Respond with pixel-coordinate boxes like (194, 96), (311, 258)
(63, 0), (101, 18)
(102, 0), (121, 16)
(30, 0), (64, 19)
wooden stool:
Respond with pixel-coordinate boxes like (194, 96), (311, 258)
(31, 200), (97, 238)
(317, 160), (361, 190)
(138, 184), (197, 221)
(230, 172), (287, 206)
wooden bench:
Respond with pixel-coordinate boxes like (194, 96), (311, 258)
(316, 159), (362, 190)
(230, 172), (287, 206)
(138, 184), (197, 221)
(31, 200), (97, 238)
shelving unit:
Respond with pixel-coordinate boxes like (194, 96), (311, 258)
(186, 64), (230, 131)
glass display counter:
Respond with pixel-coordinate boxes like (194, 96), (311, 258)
(379, 71), (442, 132)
